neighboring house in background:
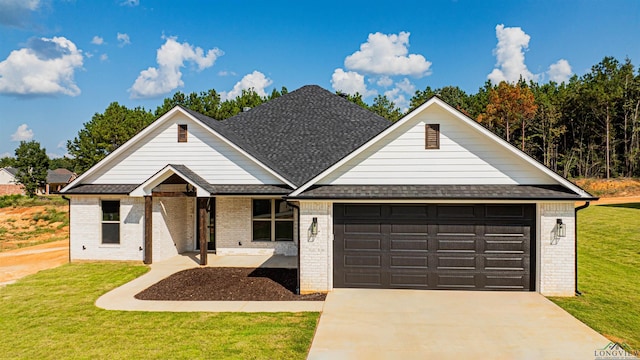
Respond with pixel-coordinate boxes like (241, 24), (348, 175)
(61, 85), (596, 297)
(39, 168), (77, 195)
(0, 167), (25, 196)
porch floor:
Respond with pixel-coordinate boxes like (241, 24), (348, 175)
(95, 254), (322, 312)
(166, 252), (297, 269)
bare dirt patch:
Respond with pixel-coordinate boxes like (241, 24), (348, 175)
(575, 178), (640, 197)
(135, 267), (326, 301)
(0, 239), (69, 284)
(0, 204), (68, 252)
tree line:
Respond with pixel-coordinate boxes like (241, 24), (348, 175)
(3, 56), (639, 186)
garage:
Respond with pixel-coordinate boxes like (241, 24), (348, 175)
(333, 203), (535, 291)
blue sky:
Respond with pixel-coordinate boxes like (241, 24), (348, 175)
(1, 0), (639, 159)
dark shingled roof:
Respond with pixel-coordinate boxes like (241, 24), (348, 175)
(47, 169), (74, 184)
(220, 85), (391, 186)
(3, 167), (18, 176)
(63, 184), (139, 194)
(288, 185), (596, 201)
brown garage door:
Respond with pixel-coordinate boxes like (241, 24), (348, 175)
(333, 204), (535, 291)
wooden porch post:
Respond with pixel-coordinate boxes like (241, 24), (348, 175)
(144, 195), (153, 264)
(198, 197), (208, 265)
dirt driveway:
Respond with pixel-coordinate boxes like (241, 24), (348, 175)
(0, 239), (69, 285)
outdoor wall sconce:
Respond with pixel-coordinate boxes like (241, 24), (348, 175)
(556, 219), (566, 237)
(185, 183), (195, 194)
(82, 245), (86, 250)
(311, 217), (318, 236)
(139, 246), (143, 251)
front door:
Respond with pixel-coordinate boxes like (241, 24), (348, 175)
(196, 198), (216, 252)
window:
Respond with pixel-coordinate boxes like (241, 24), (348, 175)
(178, 124), (188, 142)
(101, 200), (120, 244)
(252, 199), (293, 241)
(425, 124), (440, 149)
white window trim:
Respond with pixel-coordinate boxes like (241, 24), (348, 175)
(101, 200), (121, 245)
(252, 198), (293, 242)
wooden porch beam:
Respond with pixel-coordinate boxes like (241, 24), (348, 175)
(198, 197), (208, 265)
(144, 195), (152, 264)
(151, 191), (195, 197)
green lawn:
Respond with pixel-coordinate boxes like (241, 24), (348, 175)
(0, 263), (319, 359)
(550, 203), (640, 351)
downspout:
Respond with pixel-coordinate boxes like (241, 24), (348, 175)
(287, 201), (301, 295)
(62, 195), (71, 264)
(574, 201), (590, 296)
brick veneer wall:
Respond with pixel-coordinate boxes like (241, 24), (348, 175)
(538, 202), (576, 296)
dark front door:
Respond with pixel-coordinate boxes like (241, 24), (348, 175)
(333, 203), (535, 291)
(196, 198), (216, 251)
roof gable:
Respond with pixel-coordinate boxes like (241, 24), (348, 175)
(291, 96), (592, 198)
(62, 107), (294, 193)
(221, 85), (390, 186)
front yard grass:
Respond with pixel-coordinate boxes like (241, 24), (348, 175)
(0, 263), (319, 359)
(550, 203), (640, 351)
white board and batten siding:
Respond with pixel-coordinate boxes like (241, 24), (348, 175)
(82, 113), (283, 185)
(319, 105), (557, 186)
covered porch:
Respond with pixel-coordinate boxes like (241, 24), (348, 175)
(130, 164), (298, 266)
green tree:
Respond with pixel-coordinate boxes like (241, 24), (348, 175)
(67, 102), (155, 174)
(14, 141), (49, 197)
(369, 95), (403, 122)
(0, 156), (15, 168)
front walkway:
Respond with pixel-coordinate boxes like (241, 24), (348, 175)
(308, 289), (612, 359)
(96, 253), (324, 312)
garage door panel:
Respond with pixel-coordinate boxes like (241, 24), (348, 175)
(344, 223), (382, 234)
(343, 238), (382, 251)
(436, 274), (477, 288)
(344, 254), (382, 268)
(334, 204), (535, 291)
(436, 205), (477, 218)
(437, 256), (476, 270)
(484, 256), (526, 271)
(437, 239), (476, 252)
(436, 223), (477, 235)
(390, 238), (429, 251)
(343, 272), (383, 287)
(484, 275), (528, 290)
(390, 273), (430, 288)
(389, 255), (429, 268)
(389, 205), (429, 218)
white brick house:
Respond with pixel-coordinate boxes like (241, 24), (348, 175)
(62, 85), (596, 296)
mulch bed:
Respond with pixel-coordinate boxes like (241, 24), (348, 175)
(135, 267), (326, 301)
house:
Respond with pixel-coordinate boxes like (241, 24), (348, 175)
(61, 85), (596, 296)
(39, 168), (76, 195)
(0, 167), (25, 195)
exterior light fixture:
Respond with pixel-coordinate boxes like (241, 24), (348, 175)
(556, 219), (566, 237)
(311, 217), (318, 236)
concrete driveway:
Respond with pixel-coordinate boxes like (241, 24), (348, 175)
(308, 289), (611, 359)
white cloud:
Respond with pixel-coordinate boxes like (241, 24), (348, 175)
(395, 78), (415, 95)
(129, 36), (223, 98)
(120, 0), (139, 6)
(11, 124), (34, 141)
(383, 79), (415, 112)
(218, 70), (236, 77)
(0, 36), (84, 96)
(344, 32), (431, 78)
(220, 71), (272, 101)
(547, 59), (572, 83)
(376, 76), (393, 87)
(0, 0), (40, 27)
(488, 24), (538, 84)
(0, 152), (11, 158)
(100, 53), (108, 61)
(117, 33), (131, 46)
(331, 68), (376, 97)
(91, 36), (104, 45)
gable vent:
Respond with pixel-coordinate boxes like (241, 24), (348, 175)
(425, 124), (440, 149)
(178, 124), (188, 143)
